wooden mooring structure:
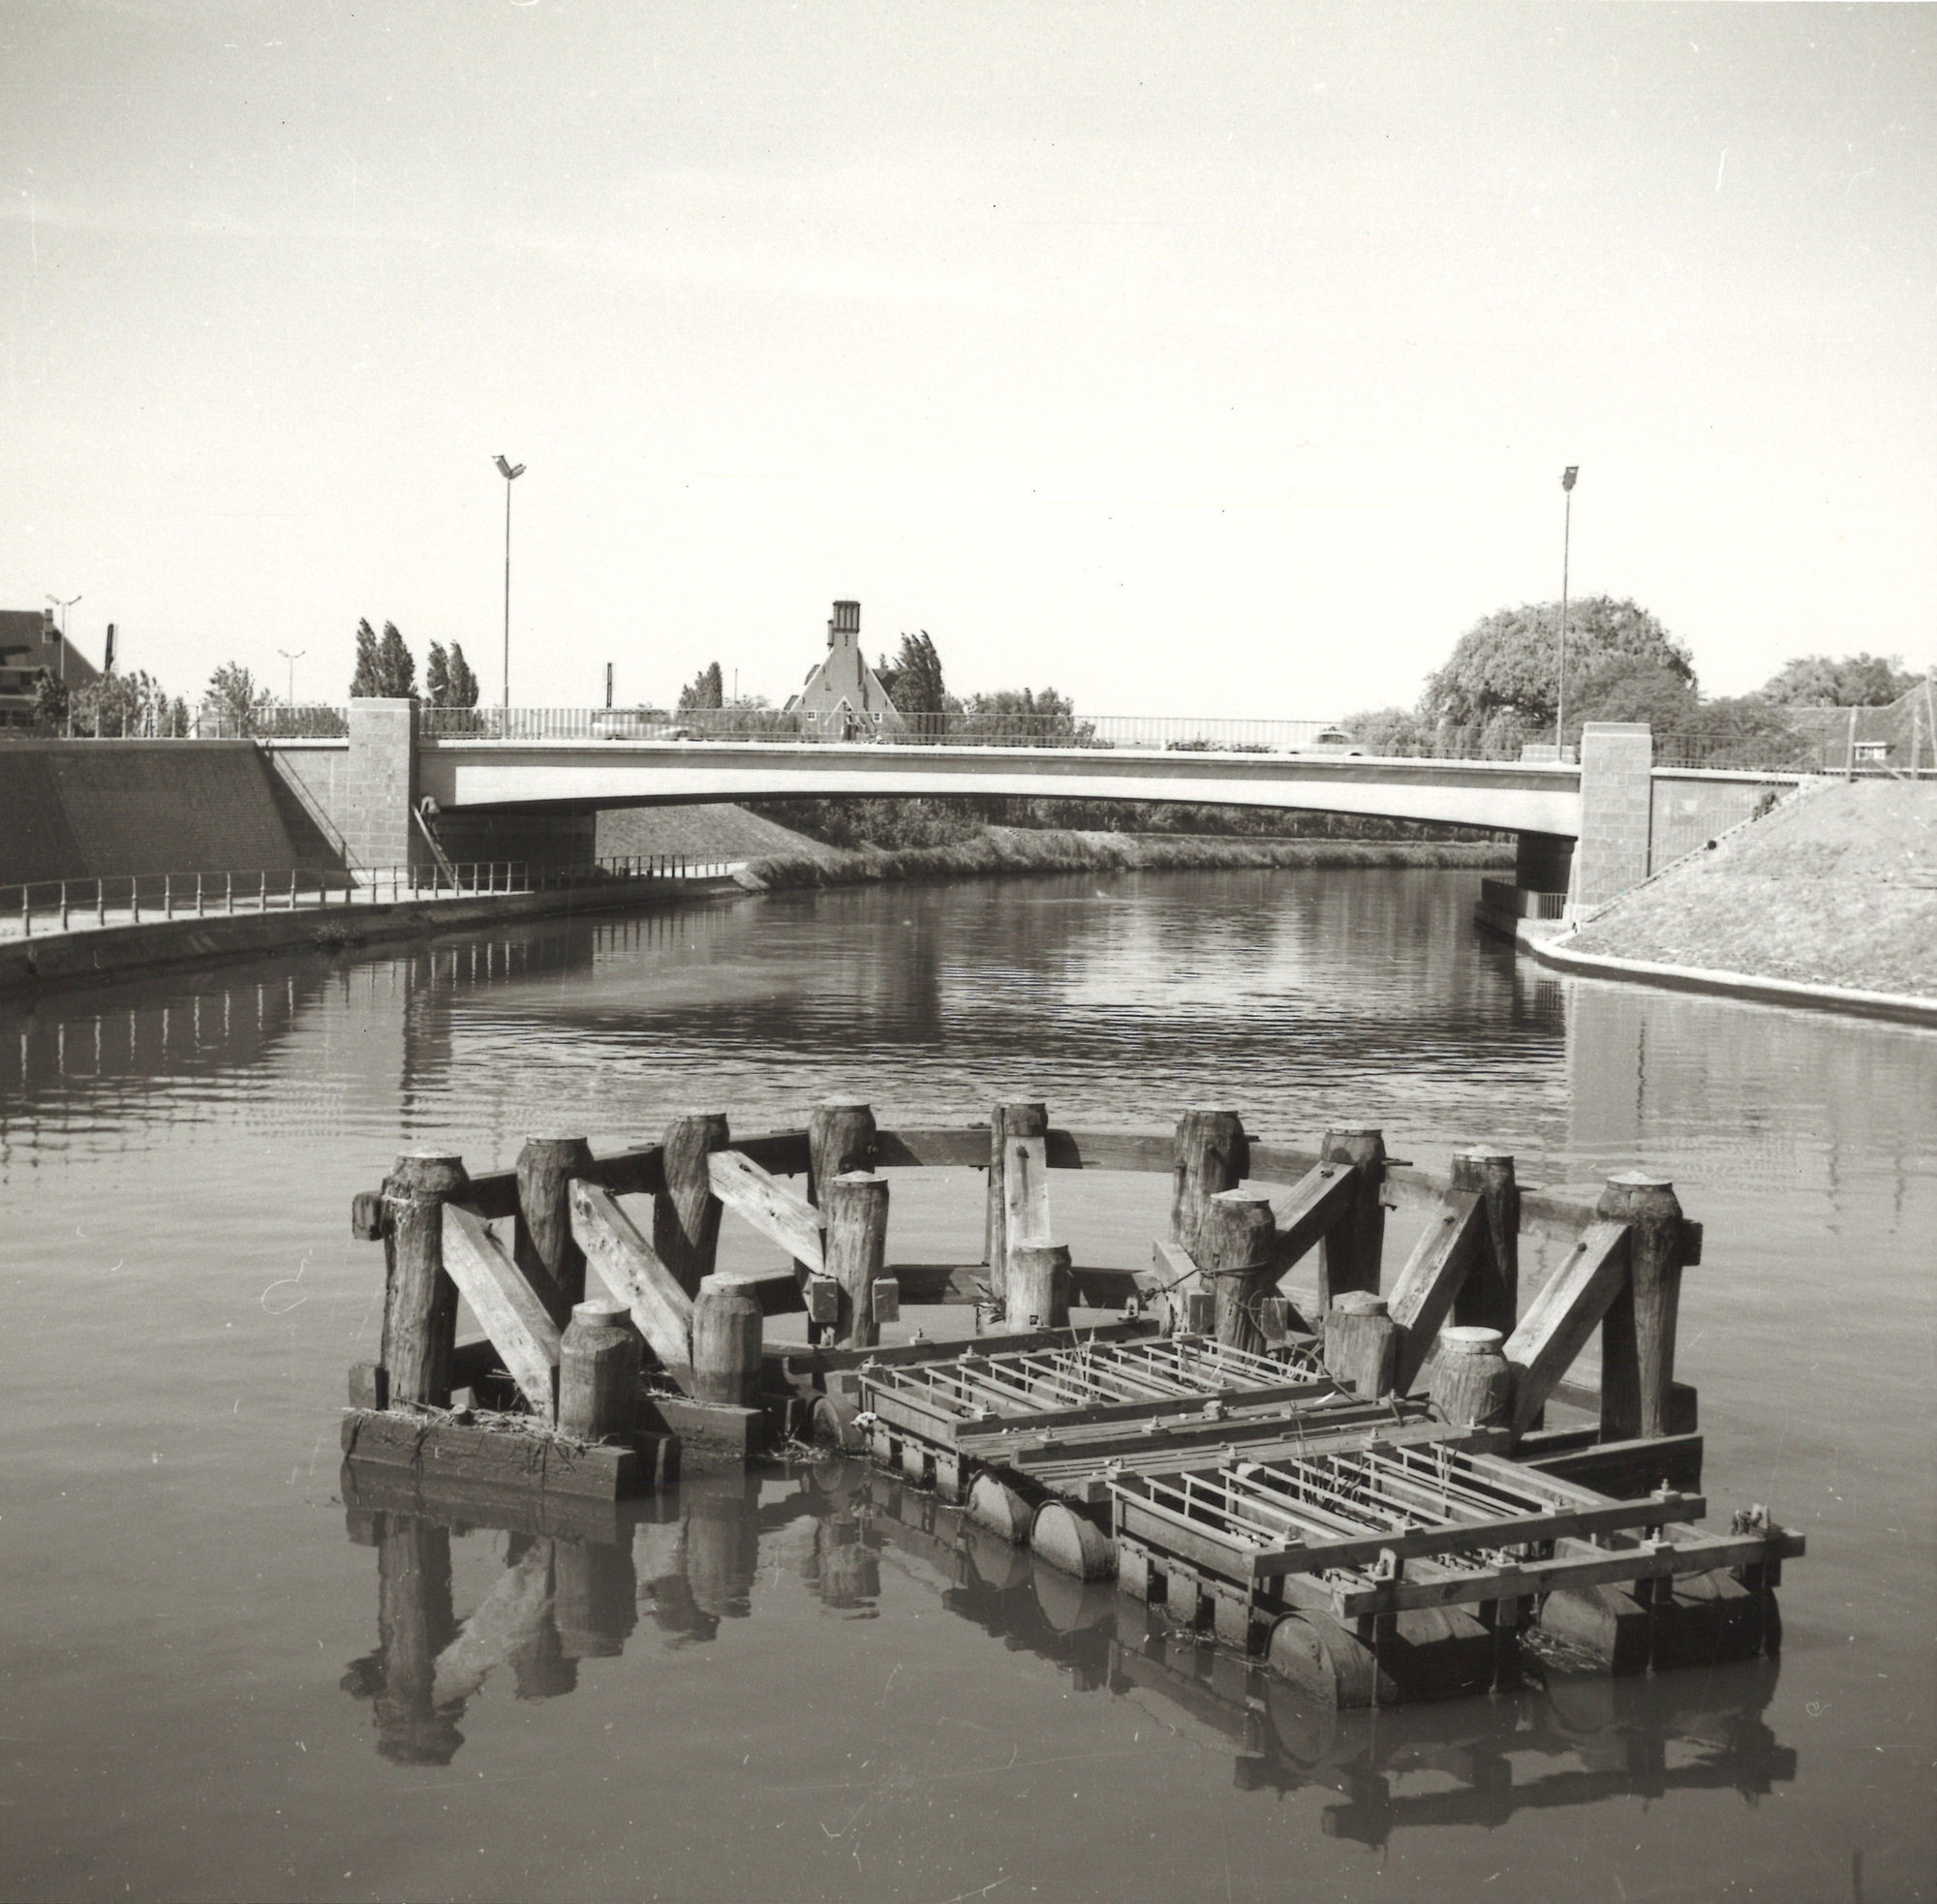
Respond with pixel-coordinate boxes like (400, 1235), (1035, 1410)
(342, 1098), (1800, 1705)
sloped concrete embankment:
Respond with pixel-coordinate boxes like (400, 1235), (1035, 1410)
(1536, 780), (1937, 1024)
(0, 740), (341, 886)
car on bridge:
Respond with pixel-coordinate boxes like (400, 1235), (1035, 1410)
(1292, 727), (1368, 757)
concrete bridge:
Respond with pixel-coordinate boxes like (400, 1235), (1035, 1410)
(268, 703), (1804, 915)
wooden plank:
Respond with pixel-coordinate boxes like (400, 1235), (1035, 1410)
(567, 1179), (694, 1390)
(871, 1126), (990, 1168)
(1522, 1432), (1705, 1497)
(1387, 1192), (1485, 1392)
(1248, 1491), (1706, 1581)
(1325, 1526), (1805, 1618)
(1245, 1143), (1324, 1186)
(1503, 1221), (1631, 1434)
(1264, 1164), (1361, 1272)
(764, 1316), (1162, 1388)
(951, 1375), (1338, 1443)
(707, 1149), (825, 1273)
(441, 1204), (562, 1419)
(720, 1267), (807, 1318)
(340, 1407), (644, 1501)
(734, 1129), (812, 1175)
(1046, 1129), (1174, 1172)
(1001, 1397), (1403, 1466)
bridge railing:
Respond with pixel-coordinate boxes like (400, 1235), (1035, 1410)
(414, 707), (1350, 752)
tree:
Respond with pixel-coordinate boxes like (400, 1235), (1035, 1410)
(1422, 597), (1696, 739)
(1559, 652), (1700, 746)
(349, 619), (417, 697)
(30, 669), (69, 728)
(1758, 652), (1919, 707)
(886, 630), (945, 715)
(351, 619), (383, 697)
(206, 662), (273, 736)
(677, 661), (724, 711)
(954, 687), (1090, 744)
(377, 622), (416, 699)
(424, 641), (451, 706)
(1340, 705), (1430, 755)
(445, 642), (479, 708)
(73, 667), (169, 736)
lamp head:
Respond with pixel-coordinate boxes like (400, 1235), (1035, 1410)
(495, 455), (526, 480)
(1561, 466), (1579, 491)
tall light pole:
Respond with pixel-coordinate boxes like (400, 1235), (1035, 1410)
(46, 594), (80, 683)
(277, 648), (305, 702)
(494, 455), (526, 710)
(1554, 467), (1579, 752)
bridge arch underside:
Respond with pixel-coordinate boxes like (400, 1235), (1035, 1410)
(418, 745), (1583, 839)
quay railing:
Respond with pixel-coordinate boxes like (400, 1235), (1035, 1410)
(0, 854), (736, 942)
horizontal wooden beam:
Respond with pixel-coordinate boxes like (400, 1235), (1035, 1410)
(441, 1205), (562, 1420)
(1248, 1490), (1705, 1581)
(763, 1316), (1162, 1389)
(355, 1131), (1672, 1251)
(1312, 1525), (1805, 1619)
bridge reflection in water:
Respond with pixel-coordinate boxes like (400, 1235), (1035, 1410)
(338, 1459), (1795, 1844)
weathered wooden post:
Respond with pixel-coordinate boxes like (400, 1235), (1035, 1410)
(986, 1099), (1048, 1304)
(1450, 1149), (1519, 1335)
(1200, 1188), (1277, 1353)
(692, 1275), (764, 1406)
(515, 1134), (593, 1322)
(381, 1150), (470, 1408)
(1597, 1172), (1692, 1438)
(1429, 1326), (1513, 1428)
(654, 1112), (729, 1298)
(1317, 1127), (1387, 1310)
(825, 1171), (890, 1348)
(808, 1098), (876, 1337)
(1323, 1290), (1398, 1397)
(1007, 1239), (1073, 1330)
(558, 1300), (641, 1443)
(1172, 1108), (1248, 1262)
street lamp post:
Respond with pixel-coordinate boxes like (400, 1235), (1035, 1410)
(46, 594), (81, 683)
(494, 455), (526, 711)
(1554, 467), (1579, 754)
(277, 648), (306, 703)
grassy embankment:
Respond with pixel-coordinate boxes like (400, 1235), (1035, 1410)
(1566, 779), (1937, 998)
(601, 796), (1514, 892)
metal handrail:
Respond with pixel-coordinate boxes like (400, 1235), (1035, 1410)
(0, 854), (736, 941)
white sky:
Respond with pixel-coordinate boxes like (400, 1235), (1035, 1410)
(2, 2), (1931, 716)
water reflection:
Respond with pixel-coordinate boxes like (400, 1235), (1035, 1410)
(339, 1457), (1796, 1847)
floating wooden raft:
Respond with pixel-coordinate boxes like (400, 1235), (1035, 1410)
(852, 1334), (1338, 1501)
(1109, 1438), (1796, 1639)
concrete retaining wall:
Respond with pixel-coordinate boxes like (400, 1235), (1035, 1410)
(0, 740), (343, 887)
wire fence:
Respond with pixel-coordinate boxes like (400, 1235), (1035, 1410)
(0, 854), (737, 942)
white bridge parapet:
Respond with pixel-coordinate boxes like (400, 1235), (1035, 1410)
(416, 737), (1585, 837)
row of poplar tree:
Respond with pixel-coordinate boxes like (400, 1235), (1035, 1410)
(348, 620), (481, 706)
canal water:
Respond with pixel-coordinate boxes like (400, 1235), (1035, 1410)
(1, 868), (1929, 1903)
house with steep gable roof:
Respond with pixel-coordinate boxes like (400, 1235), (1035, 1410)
(782, 600), (907, 739)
